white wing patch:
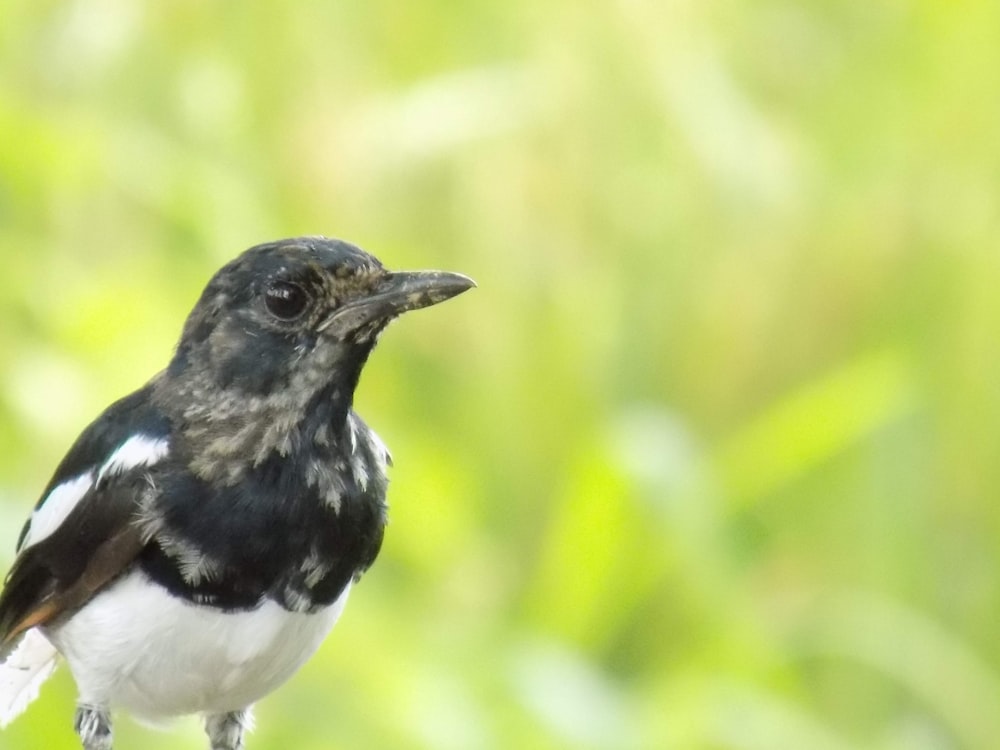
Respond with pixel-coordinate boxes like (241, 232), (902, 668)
(97, 435), (170, 482)
(22, 434), (169, 551)
(22, 471), (94, 550)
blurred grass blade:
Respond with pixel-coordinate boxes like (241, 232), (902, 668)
(714, 350), (916, 508)
(520, 443), (666, 650)
(705, 680), (867, 750)
(798, 591), (1000, 750)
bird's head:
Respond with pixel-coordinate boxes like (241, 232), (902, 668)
(156, 237), (474, 437)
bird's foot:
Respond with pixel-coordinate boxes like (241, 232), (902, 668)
(205, 708), (254, 750)
(74, 704), (112, 750)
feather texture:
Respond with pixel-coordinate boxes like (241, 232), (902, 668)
(48, 570), (349, 720)
(0, 628), (58, 727)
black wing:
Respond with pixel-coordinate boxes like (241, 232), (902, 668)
(0, 384), (171, 648)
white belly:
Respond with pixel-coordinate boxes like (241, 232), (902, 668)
(45, 570), (349, 720)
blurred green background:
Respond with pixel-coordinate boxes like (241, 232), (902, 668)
(2, 1), (1000, 748)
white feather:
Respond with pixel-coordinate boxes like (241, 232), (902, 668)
(46, 570), (350, 720)
(97, 434), (170, 482)
(21, 434), (170, 551)
(22, 472), (94, 549)
(0, 629), (59, 727)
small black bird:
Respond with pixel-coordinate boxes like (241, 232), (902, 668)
(0, 237), (474, 750)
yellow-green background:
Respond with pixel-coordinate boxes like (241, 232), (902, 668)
(2, 2), (999, 748)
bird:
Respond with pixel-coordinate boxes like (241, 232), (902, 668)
(0, 236), (474, 750)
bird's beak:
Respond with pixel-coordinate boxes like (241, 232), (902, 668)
(320, 270), (476, 337)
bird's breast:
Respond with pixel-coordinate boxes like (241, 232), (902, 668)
(137, 426), (389, 612)
(46, 568), (351, 719)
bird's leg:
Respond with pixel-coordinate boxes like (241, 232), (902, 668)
(74, 704), (112, 750)
(205, 708), (254, 750)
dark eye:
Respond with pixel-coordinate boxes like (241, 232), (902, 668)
(264, 281), (310, 321)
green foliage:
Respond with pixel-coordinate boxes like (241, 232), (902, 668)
(2, 1), (999, 748)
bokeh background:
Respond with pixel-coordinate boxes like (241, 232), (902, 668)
(2, 1), (1000, 748)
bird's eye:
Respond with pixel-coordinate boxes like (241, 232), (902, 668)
(264, 281), (310, 321)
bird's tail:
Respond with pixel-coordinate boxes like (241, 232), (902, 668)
(0, 628), (58, 727)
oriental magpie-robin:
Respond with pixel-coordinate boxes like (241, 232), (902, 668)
(0, 237), (474, 750)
